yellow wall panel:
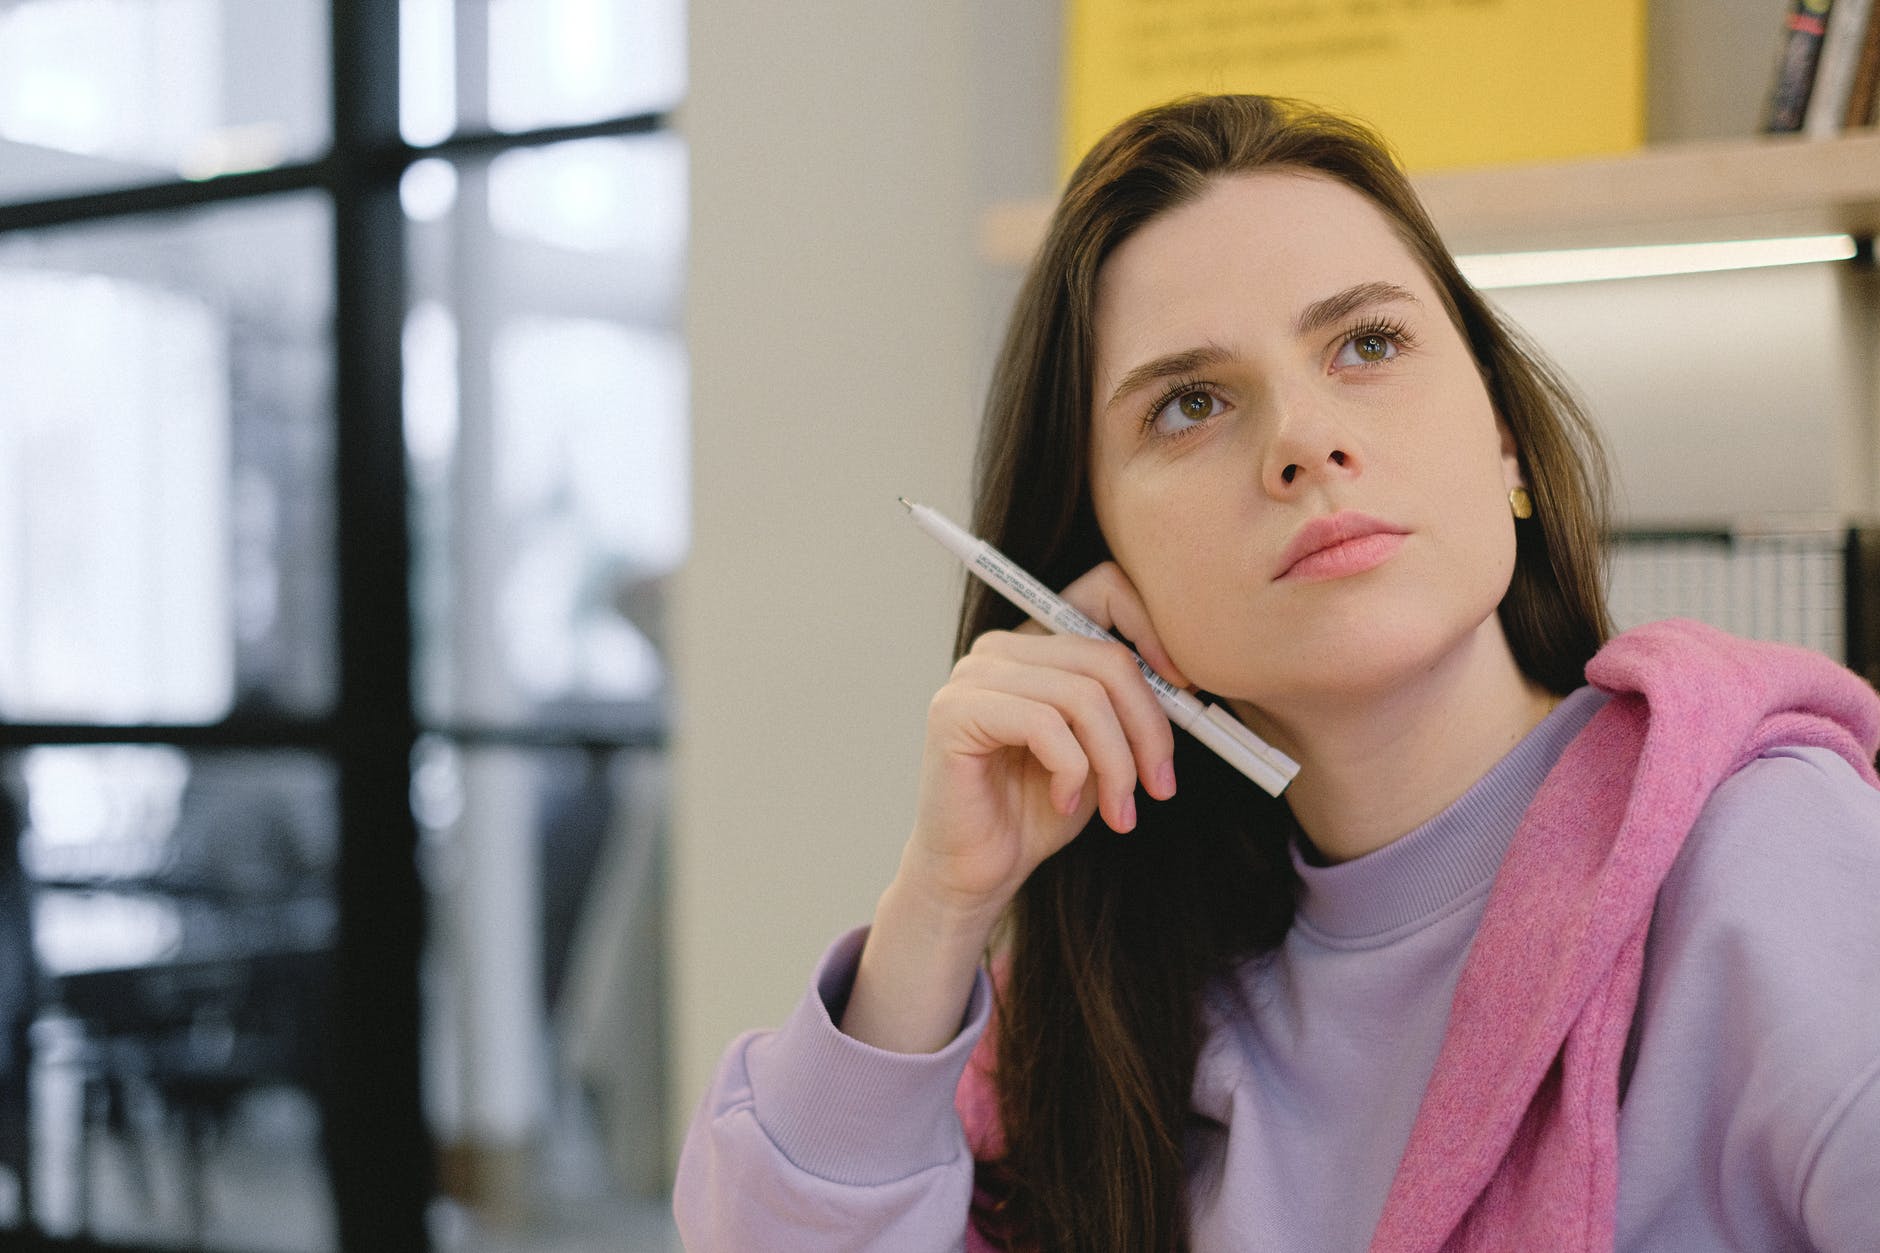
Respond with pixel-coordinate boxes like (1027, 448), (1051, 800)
(1063, 0), (1646, 176)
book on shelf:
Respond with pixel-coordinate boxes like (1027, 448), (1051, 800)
(1766, 0), (1835, 133)
(1844, 1), (1880, 127)
(1806, 0), (1874, 133)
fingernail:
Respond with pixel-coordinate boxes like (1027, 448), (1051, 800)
(1119, 795), (1137, 832)
(1156, 761), (1176, 797)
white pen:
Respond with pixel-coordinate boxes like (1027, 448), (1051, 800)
(899, 498), (1299, 797)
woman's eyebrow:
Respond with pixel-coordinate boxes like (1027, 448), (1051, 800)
(1102, 282), (1423, 416)
(1103, 342), (1236, 414)
(1293, 280), (1422, 338)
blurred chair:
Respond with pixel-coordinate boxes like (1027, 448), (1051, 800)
(57, 946), (328, 1242)
(23, 753), (334, 1246)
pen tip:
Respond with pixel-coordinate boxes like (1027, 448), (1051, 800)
(896, 496), (912, 511)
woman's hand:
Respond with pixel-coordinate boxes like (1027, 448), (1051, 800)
(840, 561), (1189, 1053)
(901, 561), (1189, 916)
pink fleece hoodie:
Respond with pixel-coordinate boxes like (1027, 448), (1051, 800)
(951, 618), (1880, 1252)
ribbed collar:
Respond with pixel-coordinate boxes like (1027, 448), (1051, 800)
(1290, 685), (1608, 946)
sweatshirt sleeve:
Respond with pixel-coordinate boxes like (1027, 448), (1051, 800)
(1624, 745), (1880, 1251)
(673, 926), (994, 1253)
(1796, 1055), (1880, 1252)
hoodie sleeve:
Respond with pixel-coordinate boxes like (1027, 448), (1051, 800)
(673, 927), (993, 1253)
(1622, 745), (1880, 1252)
(1796, 1056), (1880, 1252)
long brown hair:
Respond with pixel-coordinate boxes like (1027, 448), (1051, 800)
(961, 95), (1613, 1251)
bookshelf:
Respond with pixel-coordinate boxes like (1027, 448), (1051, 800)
(978, 129), (1880, 262)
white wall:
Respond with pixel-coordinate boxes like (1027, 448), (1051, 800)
(669, 2), (985, 1153)
(1488, 263), (1874, 526)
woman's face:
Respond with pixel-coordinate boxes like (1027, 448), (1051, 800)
(1087, 169), (1525, 713)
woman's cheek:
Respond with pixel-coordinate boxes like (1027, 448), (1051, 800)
(1150, 583), (1258, 695)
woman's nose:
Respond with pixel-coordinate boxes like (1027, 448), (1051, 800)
(1278, 448), (1351, 485)
(1260, 394), (1363, 495)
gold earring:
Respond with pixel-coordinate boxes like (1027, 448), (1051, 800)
(1509, 487), (1533, 520)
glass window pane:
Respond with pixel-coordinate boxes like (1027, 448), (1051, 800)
(1, 747), (338, 1249)
(404, 136), (685, 729)
(488, 0), (684, 130)
(487, 132), (687, 272)
(0, 0), (331, 203)
(414, 740), (673, 1246)
(400, 0), (684, 145)
(0, 194), (337, 724)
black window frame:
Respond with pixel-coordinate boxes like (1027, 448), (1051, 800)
(0, 3), (674, 1248)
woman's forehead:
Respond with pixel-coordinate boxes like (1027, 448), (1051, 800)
(1096, 171), (1423, 317)
(1090, 171), (1436, 380)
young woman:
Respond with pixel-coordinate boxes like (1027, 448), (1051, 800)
(674, 95), (1880, 1252)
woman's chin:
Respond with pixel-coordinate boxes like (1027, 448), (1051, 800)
(1203, 619), (1494, 717)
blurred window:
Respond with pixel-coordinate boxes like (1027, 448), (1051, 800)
(0, 1), (681, 1250)
(5, 747), (338, 1250)
(413, 740), (670, 1204)
(0, 196), (337, 725)
(400, 0), (685, 144)
(404, 134), (686, 731)
(0, 0), (330, 200)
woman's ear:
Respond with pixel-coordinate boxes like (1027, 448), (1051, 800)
(1496, 414), (1525, 492)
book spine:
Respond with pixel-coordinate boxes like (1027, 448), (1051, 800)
(1805, 0), (1873, 134)
(1767, 0), (1836, 133)
(1844, 3), (1880, 126)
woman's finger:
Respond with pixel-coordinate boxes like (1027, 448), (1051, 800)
(1051, 562), (1193, 691)
(952, 651), (1161, 825)
(930, 684), (1093, 820)
(958, 632), (1176, 804)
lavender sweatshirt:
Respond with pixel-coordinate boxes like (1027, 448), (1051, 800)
(675, 686), (1880, 1250)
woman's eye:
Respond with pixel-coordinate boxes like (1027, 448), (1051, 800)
(1334, 332), (1398, 367)
(1151, 388), (1223, 434)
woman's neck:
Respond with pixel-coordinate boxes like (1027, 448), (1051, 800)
(1231, 622), (1565, 865)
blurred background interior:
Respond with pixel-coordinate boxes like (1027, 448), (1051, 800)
(1, 0), (681, 1249)
(0, 1), (1876, 1250)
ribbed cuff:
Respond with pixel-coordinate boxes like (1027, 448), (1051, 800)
(746, 926), (993, 1187)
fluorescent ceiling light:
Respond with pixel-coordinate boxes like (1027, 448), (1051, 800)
(1457, 234), (1858, 289)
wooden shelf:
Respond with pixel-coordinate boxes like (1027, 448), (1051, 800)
(980, 129), (1880, 264)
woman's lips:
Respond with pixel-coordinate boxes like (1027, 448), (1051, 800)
(1274, 510), (1411, 581)
(1276, 531), (1407, 582)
